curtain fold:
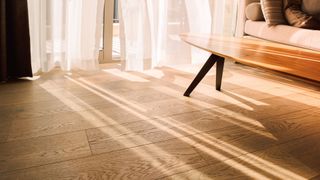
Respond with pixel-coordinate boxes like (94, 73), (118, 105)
(27, 0), (105, 73)
(0, 0), (33, 82)
(119, 0), (238, 71)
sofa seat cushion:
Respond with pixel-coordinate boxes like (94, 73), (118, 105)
(245, 20), (320, 51)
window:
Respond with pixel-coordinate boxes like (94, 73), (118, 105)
(113, 0), (119, 23)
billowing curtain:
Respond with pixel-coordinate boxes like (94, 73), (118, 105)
(119, 0), (238, 71)
(0, 0), (33, 82)
(27, 0), (105, 73)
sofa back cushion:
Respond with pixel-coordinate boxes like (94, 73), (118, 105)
(260, 0), (287, 25)
(302, 0), (320, 20)
(283, 0), (300, 8)
(284, 0), (320, 29)
(246, 3), (265, 21)
(285, 7), (320, 30)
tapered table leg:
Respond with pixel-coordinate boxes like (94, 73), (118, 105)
(184, 54), (225, 97)
(216, 57), (225, 91)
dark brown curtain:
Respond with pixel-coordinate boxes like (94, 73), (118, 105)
(0, 0), (32, 82)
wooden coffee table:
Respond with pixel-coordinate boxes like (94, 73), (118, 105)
(180, 33), (320, 97)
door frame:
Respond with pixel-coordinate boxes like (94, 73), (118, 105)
(100, 0), (114, 63)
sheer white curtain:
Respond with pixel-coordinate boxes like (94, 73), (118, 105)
(119, 0), (238, 71)
(27, 0), (104, 73)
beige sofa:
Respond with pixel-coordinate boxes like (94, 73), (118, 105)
(236, 0), (320, 52)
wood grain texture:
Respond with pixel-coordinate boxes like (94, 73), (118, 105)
(275, 133), (320, 172)
(86, 110), (237, 155)
(214, 93), (320, 122)
(260, 108), (320, 141)
(0, 131), (91, 173)
(180, 33), (320, 81)
(166, 143), (318, 180)
(0, 139), (207, 180)
(0, 62), (319, 179)
(0, 100), (74, 121)
(5, 110), (105, 142)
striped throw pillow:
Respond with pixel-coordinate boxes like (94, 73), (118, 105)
(260, 0), (287, 25)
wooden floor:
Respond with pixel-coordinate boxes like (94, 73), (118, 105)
(0, 61), (320, 179)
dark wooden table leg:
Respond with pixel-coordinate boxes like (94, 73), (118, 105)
(184, 54), (225, 97)
(216, 57), (225, 91)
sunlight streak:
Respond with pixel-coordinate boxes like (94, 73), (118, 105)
(103, 68), (150, 82)
(40, 79), (209, 179)
(153, 86), (276, 140)
(223, 90), (269, 106)
(153, 116), (308, 180)
(75, 76), (147, 112)
(23, 76), (41, 81)
(63, 77), (270, 179)
(169, 75), (265, 111)
(61, 75), (309, 180)
(142, 69), (165, 79)
(78, 78), (147, 113)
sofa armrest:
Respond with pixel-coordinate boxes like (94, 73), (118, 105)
(235, 0), (260, 37)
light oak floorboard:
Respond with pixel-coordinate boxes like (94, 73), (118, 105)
(0, 131), (91, 173)
(0, 62), (319, 179)
(0, 139), (207, 180)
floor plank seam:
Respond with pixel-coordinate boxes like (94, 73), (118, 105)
(1, 63), (320, 179)
(1, 83), (312, 132)
(0, 107), (213, 144)
(0, 127), (240, 175)
(0, 154), (96, 176)
(84, 129), (94, 156)
(0, 129), (85, 145)
(259, 107), (316, 122)
(3, 123), (320, 176)
(0, 104), (317, 147)
(160, 129), (320, 179)
(158, 112), (320, 179)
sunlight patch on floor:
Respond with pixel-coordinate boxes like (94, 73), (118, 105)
(62, 76), (310, 179)
(40, 79), (209, 179)
(153, 86), (275, 139)
(78, 77), (147, 113)
(141, 69), (165, 79)
(154, 116), (308, 180)
(103, 68), (149, 82)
